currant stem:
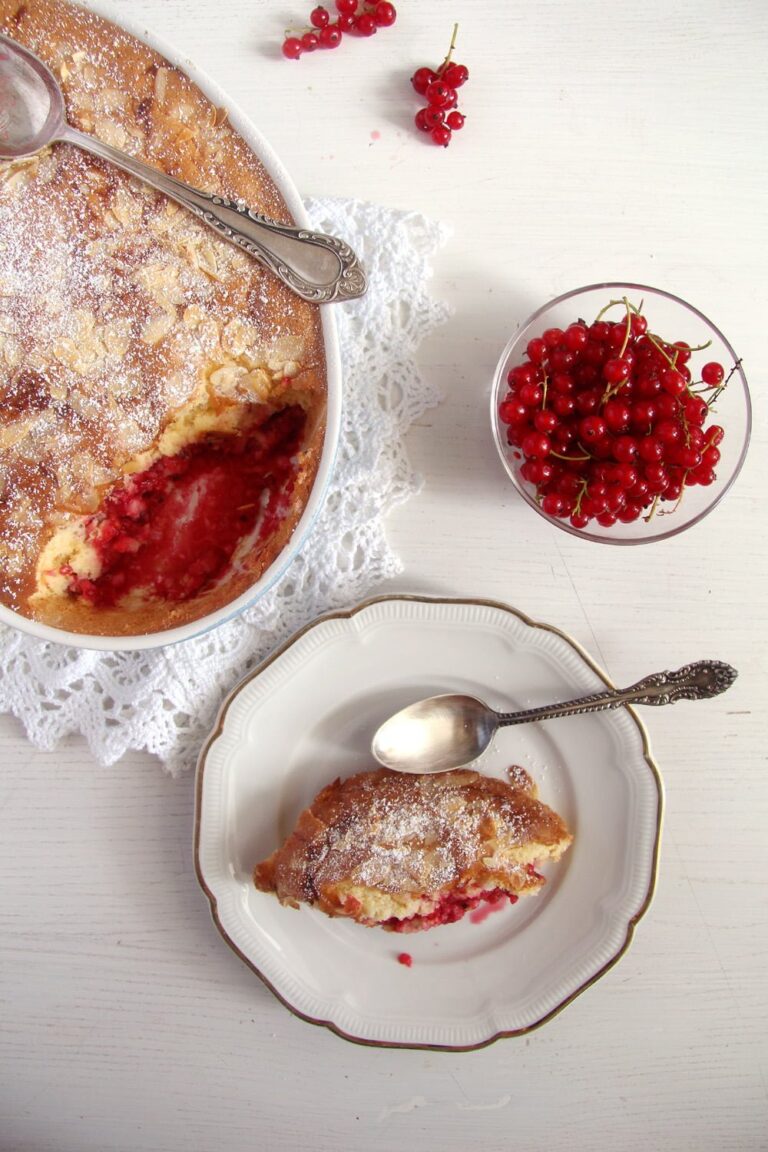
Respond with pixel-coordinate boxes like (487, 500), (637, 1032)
(551, 450), (590, 461)
(601, 379), (626, 404)
(643, 493), (660, 523)
(672, 486), (687, 514)
(645, 331), (677, 368)
(572, 477), (589, 516)
(681, 403), (692, 447)
(707, 357), (742, 409)
(438, 23), (459, 74)
(594, 297), (642, 324)
(618, 297), (633, 358)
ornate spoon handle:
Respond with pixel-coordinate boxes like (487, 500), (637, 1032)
(60, 125), (367, 303)
(496, 660), (737, 727)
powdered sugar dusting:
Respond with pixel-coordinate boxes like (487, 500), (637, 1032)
(311, 771), (538, 896)
(0, 0), (323, 616)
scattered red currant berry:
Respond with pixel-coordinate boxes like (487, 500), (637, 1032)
(310, 6), (330, 27)
(355, 12), (378, 35)
(373, 1), (397, 26)
(431, 125), (452, 147)
(423, 107), (445, 129)
(282, 36), (304, 59)
(336, 0), (357, 13)
(411, 67), (436, 94)
(318, 23), (342, 47)
(301, 31), (319, 51)
(446, 110), (465, 130)
(426, 80), (454, 107)
(442, 61), (469, 88)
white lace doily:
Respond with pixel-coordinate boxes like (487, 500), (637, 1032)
(0, 197), (449, 774)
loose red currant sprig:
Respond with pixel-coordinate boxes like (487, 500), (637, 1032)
(497, 296), (735, 531)
(410, 24), (469, 147)
(282, 1), (397, 59)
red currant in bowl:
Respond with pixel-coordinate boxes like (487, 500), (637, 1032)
(491, 283), (751, 544)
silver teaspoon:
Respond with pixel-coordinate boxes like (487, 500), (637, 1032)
(0, 32), (366, 303)
(372, 660), (738, 774)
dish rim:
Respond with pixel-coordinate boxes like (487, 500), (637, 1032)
(0, 0), (343, 650)
(193, 593), (665, 1052)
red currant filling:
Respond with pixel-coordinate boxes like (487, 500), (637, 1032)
(62, 405), (306, 608)
(385, 887), (519, 932)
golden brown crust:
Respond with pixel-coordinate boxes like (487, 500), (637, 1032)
(0, 0), (326, 635)
(254, 768), (573, 930)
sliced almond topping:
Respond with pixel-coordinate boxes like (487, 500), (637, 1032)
(239, 369), (272, 401)
(0, 419), (34, 450)
(154, 67), (170, 104)
(141, 312), (175, 346)
(94, 116), (129, 150)
(208, 363), (245, 393)
(102, 321), (132, 358)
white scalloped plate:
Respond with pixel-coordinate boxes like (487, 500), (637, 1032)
(194, 596), (663, 1050)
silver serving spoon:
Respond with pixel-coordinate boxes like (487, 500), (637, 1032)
(0, 32), (366, 303)
(372, 660), (738, 774)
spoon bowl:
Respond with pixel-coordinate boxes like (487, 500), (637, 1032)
(0, 32), (65, 158)
(372, 694), (497, 774)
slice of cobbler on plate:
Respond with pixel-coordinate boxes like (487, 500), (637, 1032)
(254, 767), (572, 933)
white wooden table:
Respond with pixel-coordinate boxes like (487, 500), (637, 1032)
(2, 1), (767, 1148)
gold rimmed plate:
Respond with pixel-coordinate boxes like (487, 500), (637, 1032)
(194, 595), (663, 1050)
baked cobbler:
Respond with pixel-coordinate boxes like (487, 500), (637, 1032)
(0, 0), (326, 636)
(254, 768), (573, 932)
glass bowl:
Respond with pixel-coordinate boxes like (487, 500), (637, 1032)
(490, 283), (751, 544)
